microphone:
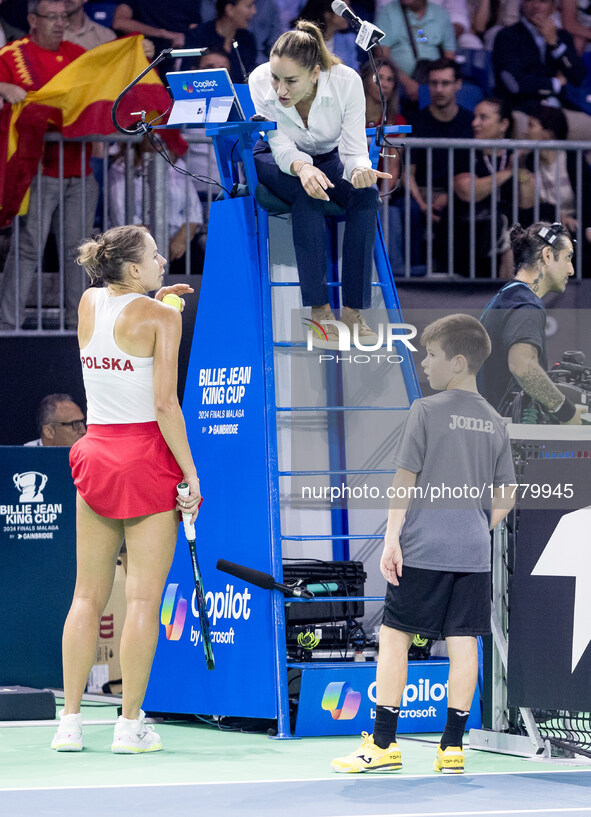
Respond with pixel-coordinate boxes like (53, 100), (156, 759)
(216, 559), (314, 598)
(168, 47), (209, 59)
(331, 0), (363, 30)
(232, 39), (249, 83)
(331, 0), (385, 50)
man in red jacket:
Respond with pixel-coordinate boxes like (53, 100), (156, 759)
(0, 0), (99, 330)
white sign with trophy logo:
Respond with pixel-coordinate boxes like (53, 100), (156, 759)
(2, 469), (64, 540)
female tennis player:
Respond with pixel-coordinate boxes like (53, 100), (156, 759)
(51, 225), (201, 754)
(249, 21), (392, 349)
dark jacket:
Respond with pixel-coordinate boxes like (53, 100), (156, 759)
(493, 22), (587, 113)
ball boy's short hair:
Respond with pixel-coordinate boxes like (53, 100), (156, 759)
(420, 314), (492, 374)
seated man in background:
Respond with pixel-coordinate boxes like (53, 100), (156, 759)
(492, 0), (591, 140)
(63, 0), (116, 49)
(63, 1), (155, 57)
(25, 393), (86, 447)
(408, 58), (473, 270)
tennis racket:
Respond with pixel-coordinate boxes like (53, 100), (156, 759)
(177, 482), (215, 670)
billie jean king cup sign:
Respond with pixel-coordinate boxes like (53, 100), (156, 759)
(13, 471), (48, 503)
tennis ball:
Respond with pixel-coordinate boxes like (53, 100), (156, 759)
(162, 293), (183, 310)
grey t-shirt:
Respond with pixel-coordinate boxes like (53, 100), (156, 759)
(392, 389), (515, 572)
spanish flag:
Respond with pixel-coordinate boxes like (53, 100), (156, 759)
(0, 35), (186, 227)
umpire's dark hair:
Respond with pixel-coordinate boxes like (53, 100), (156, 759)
(427, 57), (461, 81)
(77, 226), (149, 285)
(511, 221), (570, 273)
(421, 314), (491, 374)
(37, 393), (75, 435)
(271, 20), (341, 71)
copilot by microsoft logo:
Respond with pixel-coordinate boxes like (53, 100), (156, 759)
(160, 583), (187, 641)
(321, 681), (361, 720)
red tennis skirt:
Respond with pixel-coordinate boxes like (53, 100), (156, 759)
(69, 422), (183, 519)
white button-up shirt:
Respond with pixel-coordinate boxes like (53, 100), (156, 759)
(249, 61), (372, 181)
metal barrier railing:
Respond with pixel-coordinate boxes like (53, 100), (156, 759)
(381, 137), (588, 280)
(0, 135), (587, 334)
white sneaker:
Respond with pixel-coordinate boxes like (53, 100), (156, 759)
(340, 309), (380, 346)
(309, 309), (340, 350)
(111, 710), (163, 754)
(50, 710), (83, 752)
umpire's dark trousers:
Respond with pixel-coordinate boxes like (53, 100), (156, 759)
(253, 141), (379, 309)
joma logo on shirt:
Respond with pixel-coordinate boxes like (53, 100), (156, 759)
(449, 414), (494, 433)
(81, 356), (135, 371)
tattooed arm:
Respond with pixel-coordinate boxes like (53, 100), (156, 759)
(508, 343), (583, 423)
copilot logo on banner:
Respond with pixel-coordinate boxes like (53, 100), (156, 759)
(160, 581), (254, 648)
(321, 681), (362, 720)
(161, 583), (188, 641)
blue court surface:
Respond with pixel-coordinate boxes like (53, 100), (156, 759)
(3, 771), (591, 817)
(1, 705), (590, 817)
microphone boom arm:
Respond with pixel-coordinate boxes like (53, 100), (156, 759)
(111, 46), (209, 135)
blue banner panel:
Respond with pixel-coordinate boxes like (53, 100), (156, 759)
(0, 447), (77, 687)
(145, 197), (278, 718)
(295, 661), (481, 737)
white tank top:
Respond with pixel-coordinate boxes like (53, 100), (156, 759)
(81, 289), (156, 424)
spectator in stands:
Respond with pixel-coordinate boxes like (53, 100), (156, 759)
(362, 57), (406, 129)
(184, 0), (258, 83)
(250, 0), (283, 64)
(452, 97), (535, 277)
(63, 1), (155, 56)
(108, 138), (205, 275)
(62, 0), (115, 49)
(376, 0), (456, 105)
(408, 57), (473, 260)
(560, 0), (591, 55)
(470, 0), (521, 47)
(525, 105), (591, 268)
(361, 57), (412, 272)
(24, 393), (86, 447)
(113, 0), (211, 71)
(294, 0), (360, 68)
(492, 0), (591, 140)
(0, 0), (99, 330)
(432, 0), (483, 47)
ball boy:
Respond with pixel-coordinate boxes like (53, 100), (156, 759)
(332, 314), (516, 775)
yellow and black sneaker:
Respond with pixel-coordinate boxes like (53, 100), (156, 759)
(433, 745), (464, 774)
(331, 731), (402, 773)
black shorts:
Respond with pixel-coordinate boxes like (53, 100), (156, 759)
(382, 566), (491, 639)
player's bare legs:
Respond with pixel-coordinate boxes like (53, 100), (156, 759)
(331, 625), (412, 772)
(376, 625), (414, 705)
(119, 509), (178, 719)
(61, 495), (124, 715)
(433, 635), (479, 773)
(446, 636), (478, 710)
